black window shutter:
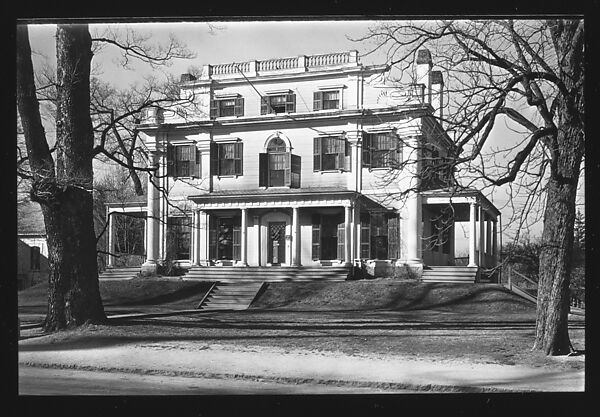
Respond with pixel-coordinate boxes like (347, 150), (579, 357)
(337, 221), (345, 260)
(234, 97), (244, 116)
(234, 142), (243, 175)
(313, 91), (322, 111)
(258, 153), (268, 187)
(387, 214), (399, 260)
(291, 154), (301, 188)
(360, 212), (371, 259)
(208, 215), (217, 260)
(210, 142), (218, 176)
(344, 140), (352, 171)
(210, 100), (218, 118)
(284, 152), (291, 187)
(312, 213), (321, 260)
(232, 217), (241, 261)
(362, 134), (371, 168)
(286, 93), (296, 113)
(166, 144), (175, 176)
(337, 137), (345, 170)
(313, 137), (321, 171)
(185, 144), (195, 178)
(260, 96), (269, 115)
(395, 137), (403, 165)
(194, 148), (201, 178)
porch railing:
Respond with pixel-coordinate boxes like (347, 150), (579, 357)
(503, 266), (585, 310)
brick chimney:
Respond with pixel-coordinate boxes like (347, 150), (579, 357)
(415, 49), (433, 104)
(430, 70), (444, 126)
(180, 73), (197, 83)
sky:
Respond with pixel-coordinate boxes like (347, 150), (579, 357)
(23, 20), (586, 245)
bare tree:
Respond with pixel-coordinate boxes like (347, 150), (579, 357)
(356, 19), (584, 355)
(16, 23), (195, 331)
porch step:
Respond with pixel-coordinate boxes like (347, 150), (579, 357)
(99, 267), (140, 280)
(183, 266), (350, 283)
(421, 266), (478, 283)
(198, 282), (265, 311)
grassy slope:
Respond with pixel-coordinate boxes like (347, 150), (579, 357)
(251, 279), (537, 314)
(18, 278), (213, 315)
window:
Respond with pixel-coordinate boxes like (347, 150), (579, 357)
(210, 96), (244, 118)
(363, 133), (402, 169)
(422, 144), (450, 189)
(259, 138), (301, 188)
(261, 93), (296, 114)
(167, 216), (191, 260)
(313, 90), (341, 111)
(359, 212), (399, 260)
(313, 136), (351, 171)
(30, 246), (40, 271)
(167, 144), (201, 178)
(210, 142), (243, 176)
(209, 216), (241, 261)
(311, 213), (344, 260)
(429, 214), (452, 254)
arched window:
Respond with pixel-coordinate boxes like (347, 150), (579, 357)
(267, 137), (287, 153)
(266, 138), (288, 187)
(259, 136), (301, 188)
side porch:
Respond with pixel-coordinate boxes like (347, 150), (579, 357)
(420, 189), (502, 283)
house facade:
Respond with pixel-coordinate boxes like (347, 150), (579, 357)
(17, 201), (50, 289)
(106, 49), (501, 279)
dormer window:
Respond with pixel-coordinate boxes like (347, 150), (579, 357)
(210, 94), (244, 118)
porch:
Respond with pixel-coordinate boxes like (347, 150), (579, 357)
(186, 188), (390, 269)
(421, 189), (502, 282)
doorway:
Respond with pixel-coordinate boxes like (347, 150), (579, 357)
(267, 221), (286, 265)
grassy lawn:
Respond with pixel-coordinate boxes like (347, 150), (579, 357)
(19, 278), (585, 372)
(18, 277), (213, 319)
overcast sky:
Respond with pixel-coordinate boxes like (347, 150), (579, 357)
(24, 20), (586, 244)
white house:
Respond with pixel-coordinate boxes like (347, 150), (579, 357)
(106, 49), (501, 281)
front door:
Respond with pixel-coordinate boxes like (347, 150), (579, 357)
(268, 222), (286, 265)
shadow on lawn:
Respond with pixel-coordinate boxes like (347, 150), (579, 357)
(380, 284), (535, 312)
(18, 329), (532, 353)
(103, 284), (211, 307)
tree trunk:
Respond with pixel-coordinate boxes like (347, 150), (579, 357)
(17, 24), (106, 331)
(533, 20), (584, 355)
(534, 167), (579, 355)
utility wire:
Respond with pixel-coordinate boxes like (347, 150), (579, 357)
(233, 64), (345, 137)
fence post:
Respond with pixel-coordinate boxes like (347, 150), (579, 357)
(507, 267), (512, 291)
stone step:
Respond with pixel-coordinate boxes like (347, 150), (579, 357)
(185, 269), (349, 275)
(198, 282), (266, 311)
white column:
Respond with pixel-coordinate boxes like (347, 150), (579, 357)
(142, 151), (160, 274)
(107, 210), (115, 268)
(291, 207), (299, 266)
(198, 210), (209, 266)
(254, 215), (261, 266)
(157, 149), (167, 262)
(492, 218), (498, 267)
(468, 202), (477, 267)
(240, 208), (248, 266)
(143, 216), (147, 258)
(192, 210), (200, 265)
(350, 204), (358, 263)
(344, 205), (352, 265)
(486, 215), (492, 260)
(478, 205), (485, 268)
(405, 136), (422, 263)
